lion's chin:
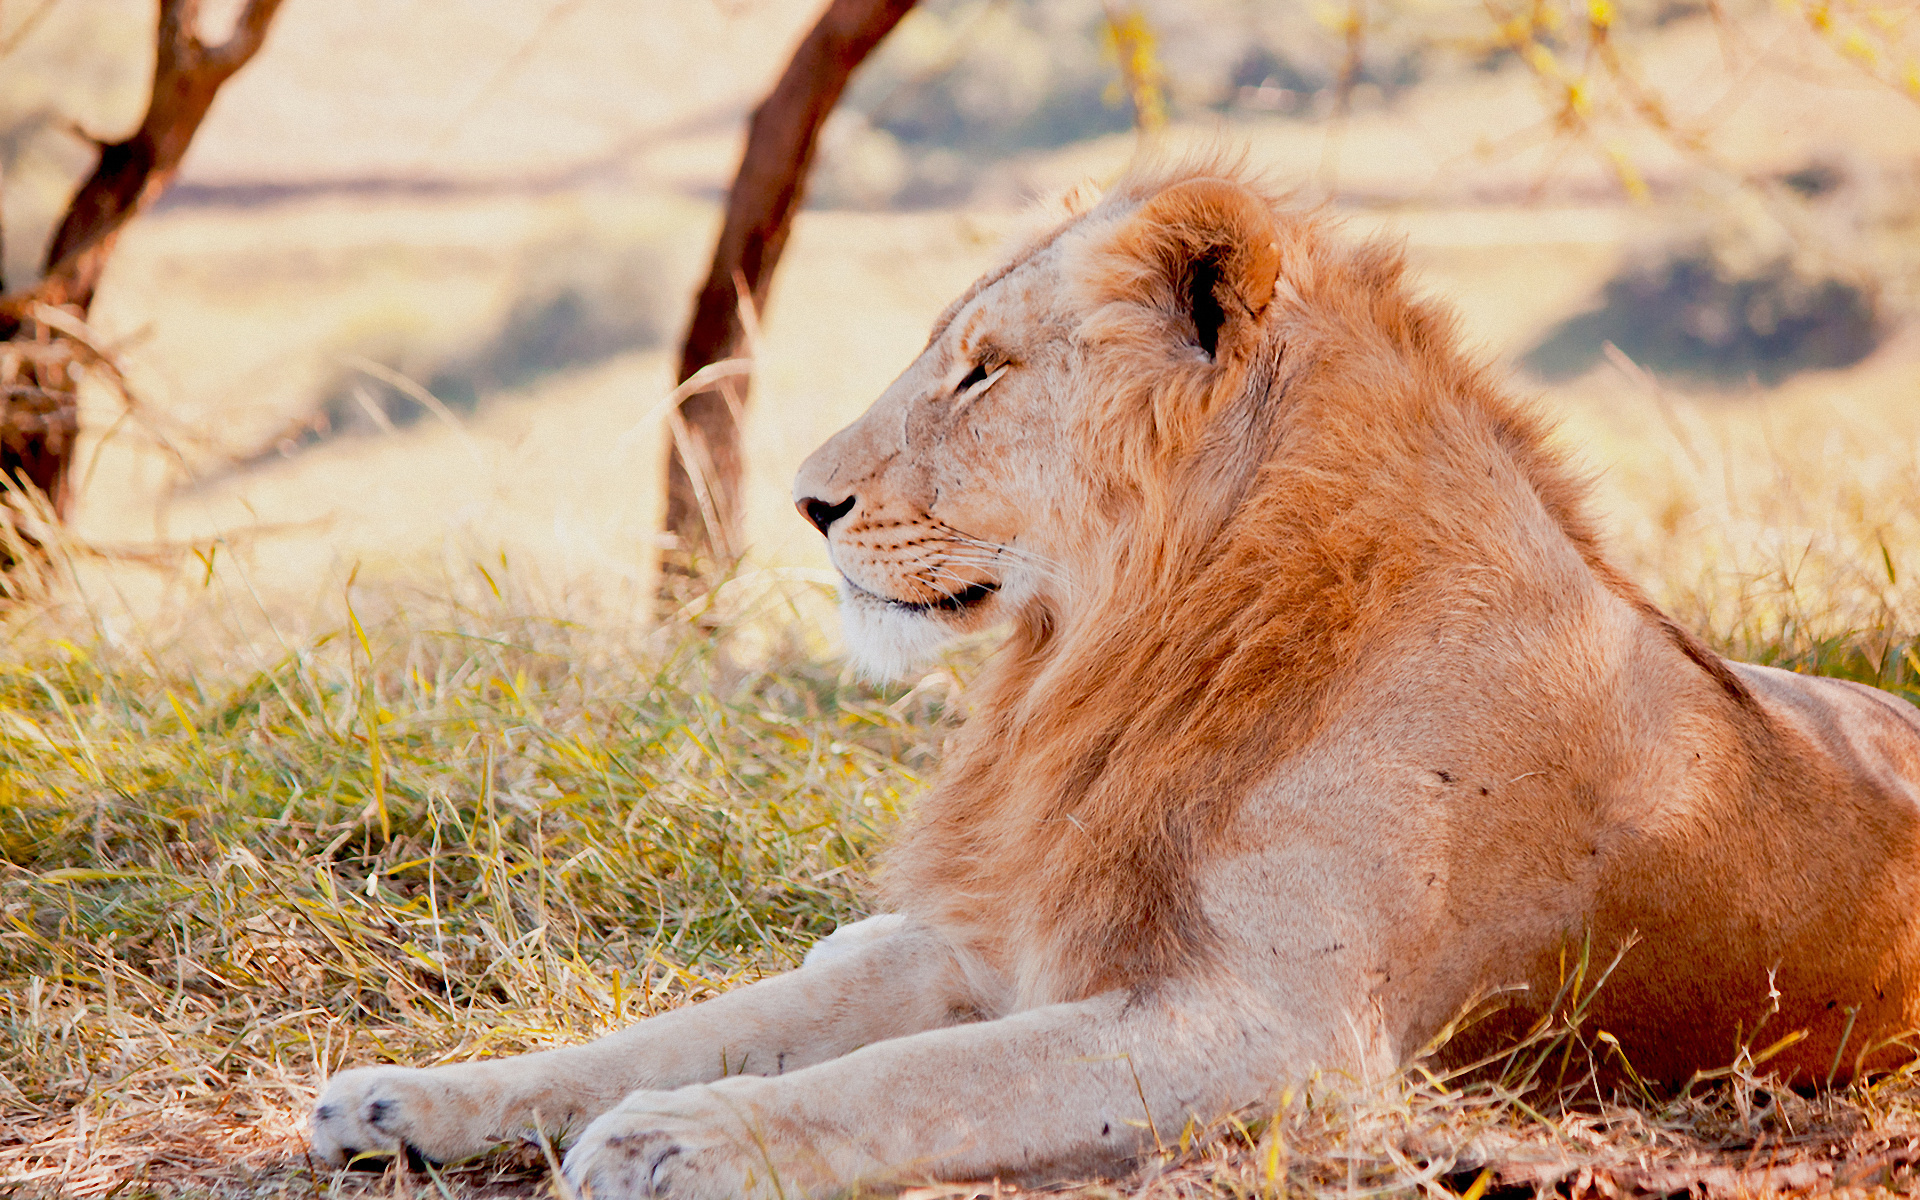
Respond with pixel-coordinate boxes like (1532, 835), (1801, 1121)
(838, 586), (985, 682)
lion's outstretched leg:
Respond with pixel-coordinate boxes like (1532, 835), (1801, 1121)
(310, 917), (974, 1167)
(560, 976), (1331, 1200)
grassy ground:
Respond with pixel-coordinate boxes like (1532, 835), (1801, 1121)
(7, 2), (1920, 1193)
(7, 477), (1920, 1199)
(0, 564), (946, 1198)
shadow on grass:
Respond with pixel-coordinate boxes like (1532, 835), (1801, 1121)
(1523, 244), (1883, 387)
(246, 241), (664, 463)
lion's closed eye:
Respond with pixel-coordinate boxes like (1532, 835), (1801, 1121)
(956, 363), (1007, 405)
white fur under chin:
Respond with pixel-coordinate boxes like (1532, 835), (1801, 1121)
(839, 591), (957, 682)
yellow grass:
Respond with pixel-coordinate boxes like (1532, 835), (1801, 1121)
(6, 199), (1918, 1194)
(5, 1), (1920, 1194)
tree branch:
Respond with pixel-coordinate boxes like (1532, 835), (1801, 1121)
(0, 0), (285, 523)
(35, 0), (285, 314)
(663, 0), (917, 577)
(202, 0), (288, 75)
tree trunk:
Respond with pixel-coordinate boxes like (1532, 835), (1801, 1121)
(0, 0), (284, 528)
(662, 0), (917, 590)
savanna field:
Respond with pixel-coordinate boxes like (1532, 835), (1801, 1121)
(8, 0), (1920, 1195)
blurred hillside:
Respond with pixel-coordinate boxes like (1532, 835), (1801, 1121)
(0, 0), (1916, 640)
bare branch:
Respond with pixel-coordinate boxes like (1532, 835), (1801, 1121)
(664, 0), (918, 579)
(202, 0), (290, 75)
(153, 0), (199, 76)
(33, 0), (285, 313)
(0, 0), (285, 525)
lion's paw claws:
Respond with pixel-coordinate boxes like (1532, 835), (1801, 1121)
(310, 1066), (484, 1169)
(562, 1093), (757, 1200)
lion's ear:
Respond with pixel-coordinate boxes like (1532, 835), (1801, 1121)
(1123, 177), (1281, 363)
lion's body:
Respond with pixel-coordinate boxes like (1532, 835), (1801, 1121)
(312, 160), (1920, 1197)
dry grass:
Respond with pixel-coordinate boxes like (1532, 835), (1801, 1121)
(9, 377), (1920, 1199)
(7, 6), (1920, 1189)
(1555, 338), (1920, 708)
(0, 563), (953, 1199)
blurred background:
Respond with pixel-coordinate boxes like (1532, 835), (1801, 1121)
(2, 0), (1918, 651)
(8, 6), (1920, 1192)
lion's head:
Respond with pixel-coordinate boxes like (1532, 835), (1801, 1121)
(793, 167), (1289, 679)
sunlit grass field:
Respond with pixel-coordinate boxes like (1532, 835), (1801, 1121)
(0, 566), (940, 1196)
(9, 391), (1920, 1197)
(6, 5), (1920, 1189)
(11, 227), (1920, 1195)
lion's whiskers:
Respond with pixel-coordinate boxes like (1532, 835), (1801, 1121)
(930, 549), (1075, 600)
(923, 526), (1078, 597)
(916, 562), (999, 603)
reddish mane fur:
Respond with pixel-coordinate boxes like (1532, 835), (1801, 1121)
(880, 159), (1748, 1006)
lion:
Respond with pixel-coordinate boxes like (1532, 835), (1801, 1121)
(311, 158), (1920, 1198)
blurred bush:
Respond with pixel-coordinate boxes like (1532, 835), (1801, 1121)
(1524, 159), (1899, 386)
(1523, 244), (1882, 385)
(812, 1), (1129, 209)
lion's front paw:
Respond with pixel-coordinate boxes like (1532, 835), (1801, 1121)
(311, 1065), (501, 1169)
(561, 1089), (769, 1200)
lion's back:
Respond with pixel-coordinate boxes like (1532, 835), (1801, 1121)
(1588, 659), (1920, 1081)
(1733, 661), (1920, 811)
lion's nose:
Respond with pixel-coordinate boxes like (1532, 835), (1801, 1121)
(798, 495), (855, 536)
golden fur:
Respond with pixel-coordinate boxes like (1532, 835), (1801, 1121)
(878, 164), (1788, 1028)
(310, 158), (1920, 1198)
